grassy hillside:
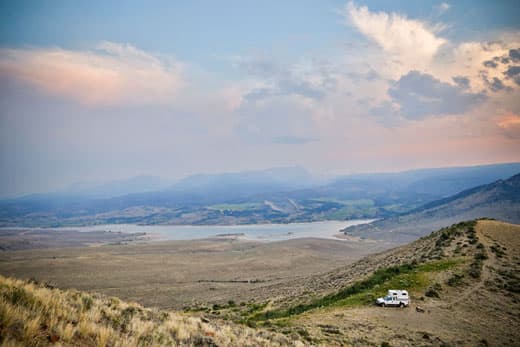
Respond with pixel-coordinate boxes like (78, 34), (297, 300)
(203, 220), (520, 346)
(0, 276), (300, 346)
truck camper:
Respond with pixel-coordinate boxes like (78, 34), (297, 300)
(376, 290), (410, 307)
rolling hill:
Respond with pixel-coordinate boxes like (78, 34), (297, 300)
(247, 219), (520, 346)
(344, 172), (520, 242)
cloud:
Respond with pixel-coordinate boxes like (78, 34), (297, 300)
(450, 43), (520, 93)
(484, 47), (520, 67)
(277, 77), (326, 99)
(369, 100), (403, 127)
(428, 39), (520, 93)
(496, 113), (520, 139)
(0, 42), (183, 106)
(489, 77), (509, 92)
(235, 56), (334, 101)
(483, 60), (498, 68)
(343, 2), (446, 66)
(452, 76), (470, 89)
(388, 71), (486, 119)
(438, 2), (451, 14)
(243, 81), (325, 102)
(482, 75), (511, 92)
(504, 66), (520, 86)
(481, 47), (520, 70)
(509, 48), (520, 62)
(345, 69), (380, 82)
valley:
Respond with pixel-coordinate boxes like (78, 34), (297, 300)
(1, 219), (519, 346)
(0, 235), (393, 310)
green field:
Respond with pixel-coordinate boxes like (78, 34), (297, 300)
(208, 203), (263, 211)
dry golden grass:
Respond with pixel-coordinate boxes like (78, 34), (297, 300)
(0, 275), (301, 346)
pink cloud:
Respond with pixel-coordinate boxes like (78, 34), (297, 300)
(0, 43), (183, 106)
(496, 112), (520, 139)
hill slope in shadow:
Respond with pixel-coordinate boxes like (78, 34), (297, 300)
(343, 173), (520, 242)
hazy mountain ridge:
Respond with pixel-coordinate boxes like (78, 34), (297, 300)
(1, 163), (519, 227)
(344, 172), (520, 242)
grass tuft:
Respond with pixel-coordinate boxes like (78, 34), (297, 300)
(0, 274), (299, 346)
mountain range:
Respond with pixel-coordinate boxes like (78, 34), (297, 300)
(0, 163), (519, 227)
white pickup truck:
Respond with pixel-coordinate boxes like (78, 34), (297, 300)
(376, 290), (410, 307)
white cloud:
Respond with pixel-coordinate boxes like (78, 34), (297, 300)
(340, 2), (520, 125)
(343, 2), (446, 68)
(0, 42), (184, 106)
(438, 2), (451, 14)
(431, 39), (520, 90)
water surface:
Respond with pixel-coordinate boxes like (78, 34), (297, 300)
(24, 220), (373, 242)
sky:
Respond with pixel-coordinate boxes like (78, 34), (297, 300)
(0, 1), (520, 197)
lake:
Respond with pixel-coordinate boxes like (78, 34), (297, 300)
(29, 220), (373, 242)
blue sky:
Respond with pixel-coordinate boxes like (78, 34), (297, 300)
(2, 1), (518, 50)
(1, 1), (519, 197)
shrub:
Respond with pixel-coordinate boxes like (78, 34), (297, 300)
(425, 288), (439, 298)
(82, 295), (93, 311)
(4, 286), (34, 308)
(425, 283), (442, 298)
(490, 245), (505, 258)
(109, 297), (120, 307)
(469, 265), (482, 279)
(447, 274), (464, 287)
